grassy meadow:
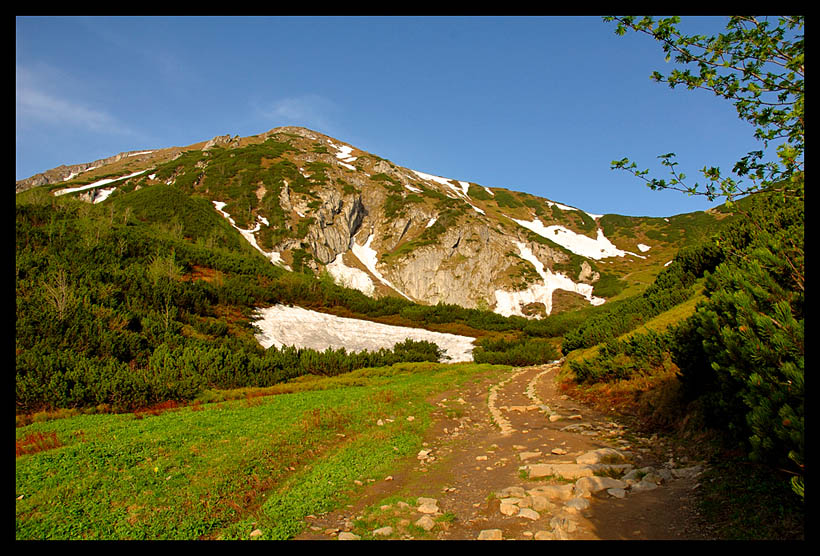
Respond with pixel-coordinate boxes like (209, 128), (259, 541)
(16, 361), (510, 540)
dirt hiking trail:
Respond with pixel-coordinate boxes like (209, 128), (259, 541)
(294, 362), (715, 541)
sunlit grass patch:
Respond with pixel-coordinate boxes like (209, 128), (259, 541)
(16, 362), (508, 540)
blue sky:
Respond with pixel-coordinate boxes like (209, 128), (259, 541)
(16, 16), (770, 217)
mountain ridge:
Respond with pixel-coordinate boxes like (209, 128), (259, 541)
(16, 126), (732, 318)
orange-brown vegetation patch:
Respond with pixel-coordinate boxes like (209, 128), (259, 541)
(16, 431), (63, 457)
(181, 265), (224, 284)
(558, 368), (687, 431)
(133, 400), (183, 420)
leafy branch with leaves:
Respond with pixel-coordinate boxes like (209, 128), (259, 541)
(605, 15), (803, 204)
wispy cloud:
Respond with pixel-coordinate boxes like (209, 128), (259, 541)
(16, 64), (136, 136)
(254, 94), (339, 135)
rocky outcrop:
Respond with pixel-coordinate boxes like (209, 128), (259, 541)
(15, 150), (156, 194)
(202, 134), (240, 151)
(305, 190), (366, 264)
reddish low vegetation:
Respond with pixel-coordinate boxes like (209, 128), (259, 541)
(16, 431), (62, 457)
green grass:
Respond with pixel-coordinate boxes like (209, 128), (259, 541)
(16, 362), (510, 540)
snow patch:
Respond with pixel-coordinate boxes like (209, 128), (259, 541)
(53, 169), (149, 196)
(328, 141), (358, 164)
(252, 305), (475, 362)
(326, 253), (375, 296)
(411, 170), (469, 198)
(405, 183), (423, 193)
(213, 201), (290, 269)
(637, 243), (651, 252)
(469, 203), (485, 215)
(426, 217), (438, 228)
(351, 232), (413, 301)
(493, 241), (605, 318)
(546, 200), (603, 220)
(510, 217), (645, 260)
(93, 187), (116, 204)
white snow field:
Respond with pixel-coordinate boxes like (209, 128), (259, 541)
(546, 200), (603, 220)
(351, 233), (413, 301)
(53, 169), (149, 197)
(326, 253), (376, 296)
(252, 305), (476, 362)
(494, 241), (605, 318)
(510, 217), (645, 260)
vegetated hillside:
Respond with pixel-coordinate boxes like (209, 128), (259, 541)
(16, 126), (733, 318)
(15, 126), (740, 418)
(558, 186), (804, 512)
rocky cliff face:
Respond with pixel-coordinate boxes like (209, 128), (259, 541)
(17, 126), (697, 317)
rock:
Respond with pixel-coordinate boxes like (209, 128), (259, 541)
(527, 484), (575, 501)
(373, 526), (393, 536)
(477, 529), (503, 540)
(575, 476), (628, 495)
(519, 451), (542, 461)
(338, 532), (361, 540)
(551, 447), (568, 455)
(249, 529), (263, 538)
(672, 465), (703, 479)
(531, 495), (556, 513)
(498, 486), (528, 498)
(417, 497), (439, 514)
(607, 488), (627, 498)
(575, 447), (626, 465)
(518, 508), (540, 520)
(534, 530), (554, 540)
(500, 502), (518, 516)
(631, 479), (659, 492)
(550, 515), (578, 533)
(415, 515), (436, 531)
(526, 463), (595, 479)
(565, 497), (591, 512)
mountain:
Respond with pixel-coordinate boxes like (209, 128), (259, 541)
(15, 126), (732, 318)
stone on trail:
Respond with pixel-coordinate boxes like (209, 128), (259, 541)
(478, 529), (503, 540)
(518, 451), (541, 461)
(498, 486), (528, 498)
(631, 479), (659, 492)
(417, 497), (439, 514)
(565, 497), (591, 512)
(575, 476), (627, 495)
(415, 515), (436, 531)
(607, 488), (627, 499)
(526, 462), (595, 479)
(499, 502), (518, 516)
(338, 531), (361, 540)
(575, 447), (626, 465)
(531, 494), (556, 513)
(373, 526), (393, 536)
(534, 530), (554, 540)
(518, 508), (541, 520)
(527, 484), (575, 501)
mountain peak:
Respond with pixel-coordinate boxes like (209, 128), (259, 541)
(16, 127), (726, 317)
